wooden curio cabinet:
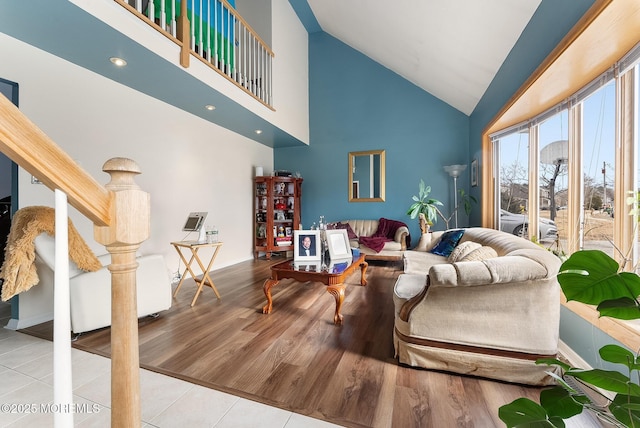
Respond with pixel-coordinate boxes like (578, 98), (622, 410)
(254, 176), (302, 259)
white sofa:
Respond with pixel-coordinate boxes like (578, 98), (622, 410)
(335, 219), (410, 261)
(394, 227), (562, 385)
(34, 234), (172, 334)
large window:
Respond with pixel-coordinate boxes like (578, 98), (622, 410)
(492, 69), (634, 263)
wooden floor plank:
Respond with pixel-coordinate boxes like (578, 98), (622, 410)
(19, 257), (603, 428)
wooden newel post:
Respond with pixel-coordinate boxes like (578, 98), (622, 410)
(94, 158), (150, 428)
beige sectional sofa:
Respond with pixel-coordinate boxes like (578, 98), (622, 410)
(335, 219), (410, 261)
(394, 227), (562, 385)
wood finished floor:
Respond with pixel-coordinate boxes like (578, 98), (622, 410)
(21, 256), (602, 428)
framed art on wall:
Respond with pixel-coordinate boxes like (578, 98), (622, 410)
(471, 158), (478, 187)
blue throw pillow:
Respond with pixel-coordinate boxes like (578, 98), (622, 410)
(430, 229), (465, 257)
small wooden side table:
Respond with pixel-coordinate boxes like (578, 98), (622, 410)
(171, 240), (223, 306)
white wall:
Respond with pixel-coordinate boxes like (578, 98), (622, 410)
(271, 0), (309, 142)
(0, 32), (274, 327)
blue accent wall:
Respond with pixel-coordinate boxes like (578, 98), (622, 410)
(275, 32), (469, 244)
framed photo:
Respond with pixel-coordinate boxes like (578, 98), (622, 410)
(294, 230), (321, 262)
(471, 158), (478, 187)
(325, 229), (351, 260)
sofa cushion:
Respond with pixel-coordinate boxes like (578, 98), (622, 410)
(447, 241), (481, 263)
(460, 246), (498, 262)
(430, 229), (465, 257)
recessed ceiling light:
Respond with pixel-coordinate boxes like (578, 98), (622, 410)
(255, 129), (263, 135)
(109, 57), (127, 67)
(205, 104), (216, 111)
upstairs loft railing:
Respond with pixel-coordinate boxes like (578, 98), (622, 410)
(118, 0), (274, 109)
(0, 93), (147, 427)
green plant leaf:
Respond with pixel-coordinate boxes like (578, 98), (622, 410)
(558, 251), (640, 308)
(599, 344), (640, 370)
(539, 386), (584, 419)
(568, 369), (640, 396)
(597, 297), (640, 320)
(498, 398), (563, 427)
(536, 358), (571, 372)
(610, 394), (640, 427)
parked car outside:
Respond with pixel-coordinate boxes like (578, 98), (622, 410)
(499, 209), (558, 241)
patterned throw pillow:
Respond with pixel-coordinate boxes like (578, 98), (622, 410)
(459, 246), (498, 262)
(448, 241), (481, 263)
(430, 229), (465, 257)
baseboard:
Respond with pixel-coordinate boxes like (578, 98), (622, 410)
(3, 312), (54, 331)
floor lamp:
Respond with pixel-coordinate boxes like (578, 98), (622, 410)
(443, 164), (467, 228)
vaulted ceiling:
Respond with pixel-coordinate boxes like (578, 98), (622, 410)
(302, 0), (542, 115)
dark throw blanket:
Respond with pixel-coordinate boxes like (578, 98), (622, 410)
(359, 218), (410, 253)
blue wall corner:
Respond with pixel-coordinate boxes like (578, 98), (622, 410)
(276, 32), (469, 244)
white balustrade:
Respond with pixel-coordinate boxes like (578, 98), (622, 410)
(122, 0), (273, 107)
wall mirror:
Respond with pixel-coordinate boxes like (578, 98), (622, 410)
(348, 150), (385, 202)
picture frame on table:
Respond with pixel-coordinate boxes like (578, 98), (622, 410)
(471, 158), (478, 187)
(294, 230), (321, 262)
(325, 229), (352, 260)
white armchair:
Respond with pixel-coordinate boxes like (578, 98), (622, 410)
(34, 234), (172, 334)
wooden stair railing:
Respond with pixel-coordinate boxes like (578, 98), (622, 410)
(0, 94), (148, 427)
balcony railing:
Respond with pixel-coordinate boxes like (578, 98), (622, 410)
(119, 0), (274, 109)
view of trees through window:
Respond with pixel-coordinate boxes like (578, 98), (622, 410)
(495, 80), (618, 257)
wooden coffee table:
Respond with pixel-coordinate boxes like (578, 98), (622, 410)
(262, 254), (368, 325)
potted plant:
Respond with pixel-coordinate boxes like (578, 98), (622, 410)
(407, 179), (443, 233)
(407, 179), (477, 232)
(499, 251), (640, 427)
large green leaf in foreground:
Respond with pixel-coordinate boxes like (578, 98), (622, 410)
(558, 250), (640, 320)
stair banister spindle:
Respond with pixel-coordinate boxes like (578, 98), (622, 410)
(170, 0), (176, 37)
(268, 47), (272, 105)
(221, 1), (225, 72)
(198, 0), (203, 55)
(53, 189), (74, 428)
(190, 0), (195, 50)
(214, 0), (218, 66)
(206, 0), (211, 62)
(226, 6), (232, 76)
(243, 24), (247, 88)
(159, 0), (165, 32)
(259, 45), (263, 99)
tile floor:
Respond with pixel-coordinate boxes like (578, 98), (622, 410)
(0, 303), (340, 427)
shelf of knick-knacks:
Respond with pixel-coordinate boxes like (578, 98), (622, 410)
(253, 176), (302, 259)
